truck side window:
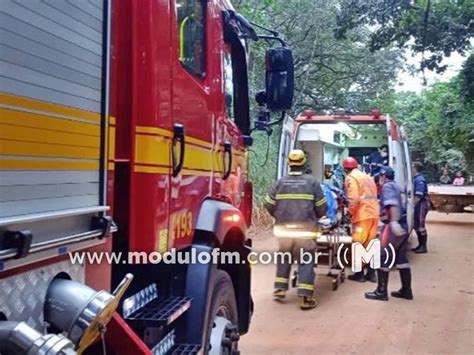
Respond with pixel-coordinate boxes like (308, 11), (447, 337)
(177, 0), (206, 77)
(224, 52), (234, 120)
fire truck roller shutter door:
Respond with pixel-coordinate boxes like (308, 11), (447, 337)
(0, 0), (109, 260)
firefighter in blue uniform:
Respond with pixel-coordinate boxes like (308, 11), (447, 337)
(264, 150), (327, 310)
(411, 162), (430, 254)
(365, 166), (413, 301)
(365, 144), (389, 177)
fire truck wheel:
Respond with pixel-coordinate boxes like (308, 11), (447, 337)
(207, 270), (239, 355)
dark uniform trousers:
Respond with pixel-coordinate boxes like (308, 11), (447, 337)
(413, 173), (429, 246)
(414, 200), (429, 245)
(380, 222), (409, 271)
(274, 237), (317, 296)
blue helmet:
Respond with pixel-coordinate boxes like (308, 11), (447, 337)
(380, 166), (395, 180)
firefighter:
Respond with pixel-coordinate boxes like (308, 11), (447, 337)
(264, 149), (327, 310)
(365, 144), (389, 177)
(342, 156), (379, 282)
(411, 162), (430, 254)
(365, 166), (413, 301)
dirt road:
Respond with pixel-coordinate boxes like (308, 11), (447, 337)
(240, 212), (474, 354)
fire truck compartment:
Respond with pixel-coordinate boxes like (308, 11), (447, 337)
(0, 0), (111, 268)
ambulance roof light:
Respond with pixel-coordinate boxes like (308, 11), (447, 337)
(372, 108), (381, 119)
(303, 109), (313, 119)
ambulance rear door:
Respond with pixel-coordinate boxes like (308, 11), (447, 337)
(387, 117), (413, 231)
(277, 115), (295, 179)
(401, 125), (414, 232)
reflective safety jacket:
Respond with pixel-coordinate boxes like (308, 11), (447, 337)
(264, 172), (327, 237)
(344, 168), (379, 223)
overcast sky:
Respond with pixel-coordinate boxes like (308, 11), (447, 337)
(395, 51), (467, 93)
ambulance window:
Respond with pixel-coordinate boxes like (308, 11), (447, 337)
(224, 52), (234, 120)
(177, 0), (206, 77)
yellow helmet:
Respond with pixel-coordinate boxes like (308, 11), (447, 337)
(288, 149), (306, 167)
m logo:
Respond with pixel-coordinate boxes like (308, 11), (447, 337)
(351, 239), (380, 272)
(337, 239), (396, 272)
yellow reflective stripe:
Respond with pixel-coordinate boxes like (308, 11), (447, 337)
(135, 134), (171, 166)
(179, 16), (190, 60)
(136, 125), (173, 138)
(273, 228), (320, 239)
(108, 126), (115, 160)
(275, 277), (289, 283)
(275, 194), (314, 200)
(0, 123), (100, 148)
(134, 165), (169, 174)
(0, 108), (100, 136)
(288, 171), (303, 175)
(265, 195), (276, 205)
(315, 197), (327, 206)
(298, 283), (314, 290)
(0, 92), (100, 122)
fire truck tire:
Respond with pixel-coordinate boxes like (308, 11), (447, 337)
(207, 270), (239, 355)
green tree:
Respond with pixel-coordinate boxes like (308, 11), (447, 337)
(335, 0), (474, 75)
(386, 79), (474, 180)
(459, 52), (474, 103)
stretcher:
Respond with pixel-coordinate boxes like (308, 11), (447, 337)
(291, 195), (353, 291)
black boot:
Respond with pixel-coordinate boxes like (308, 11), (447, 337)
(415, 244), (427, 254)
(365, 270), (389, 301)
(412, 231), (428, 253)
(348, 271), (366, 282)
(364, 267), (377, 283)
(391, 268), (413, 300)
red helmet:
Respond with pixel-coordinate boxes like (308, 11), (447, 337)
(342, 157), (358, 169)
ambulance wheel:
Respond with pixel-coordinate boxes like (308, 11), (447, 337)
(208, 270), (239, 355)
(332, 279), (339, 291)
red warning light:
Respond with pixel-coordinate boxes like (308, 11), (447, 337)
(371, 109), (381, 119)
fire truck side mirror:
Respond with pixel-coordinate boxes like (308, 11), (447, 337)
(265, 47), (294, 111)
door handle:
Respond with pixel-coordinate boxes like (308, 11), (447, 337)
(222, 141), (232, 180)
(172, 123), (185, 177)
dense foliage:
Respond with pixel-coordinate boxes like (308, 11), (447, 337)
(335, 0), (474, 75)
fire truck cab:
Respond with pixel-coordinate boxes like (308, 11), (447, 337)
(0, 0), (293, 354)
(278, 110), (415, 232)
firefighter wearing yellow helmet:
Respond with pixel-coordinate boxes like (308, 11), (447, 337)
(264, 149), (327, 310)
(288, 149), (307, 167)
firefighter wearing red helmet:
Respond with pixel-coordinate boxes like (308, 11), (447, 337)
(264, 150), (327, 310)
(342, 156), (380, 282)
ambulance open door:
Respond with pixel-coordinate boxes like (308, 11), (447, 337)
(387, 116), (414, 233)
(401, 126), (414, 232)
(277, 115), (295, 179)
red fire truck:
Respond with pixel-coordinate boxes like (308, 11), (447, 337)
(0, 0), (293, 354)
